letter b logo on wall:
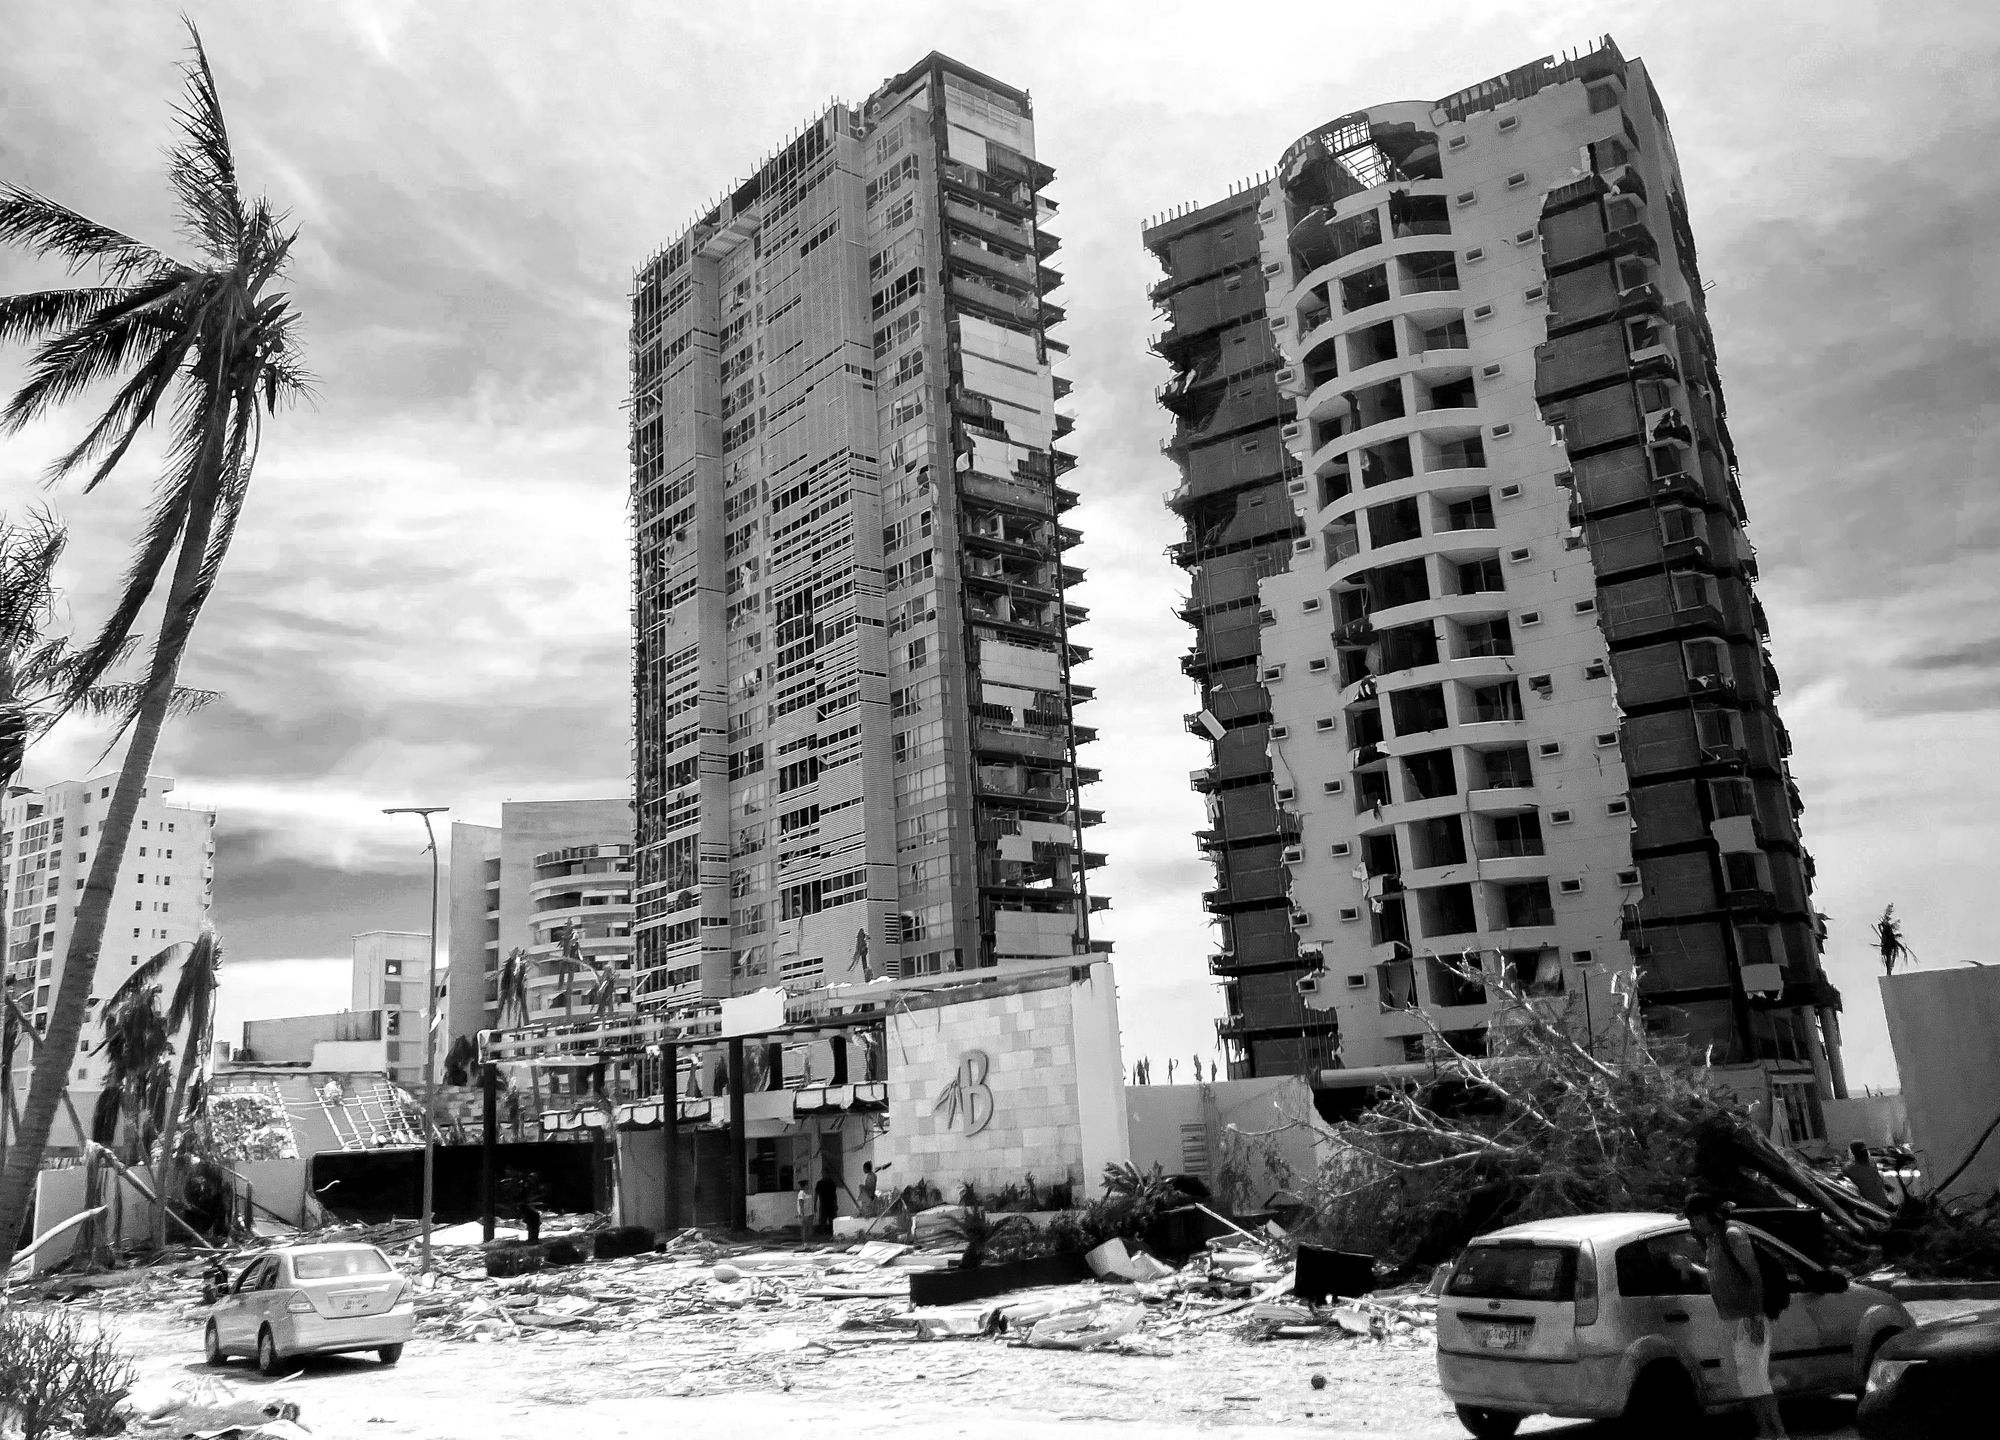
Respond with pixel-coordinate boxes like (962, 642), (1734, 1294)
(932, 1050), (995, 1136)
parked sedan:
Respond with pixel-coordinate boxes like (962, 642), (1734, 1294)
(1436, 1213), (1911, 1438)
(205, 1244), (414, 1375)
(1857, 1310), (2000, 1438)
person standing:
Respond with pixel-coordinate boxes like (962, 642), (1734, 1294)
(858, 1161), (880, 1217)
(814, 1166), (840, 1236)
(1840, 1141), (1891, 1208)
(1685, 1192), (1786, 1440)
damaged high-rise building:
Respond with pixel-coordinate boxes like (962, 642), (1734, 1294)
(1148, 37), (1844, 1125)
(629, 54), (1105, 1006)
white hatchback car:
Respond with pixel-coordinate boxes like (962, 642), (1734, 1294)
(1435, 1213), (1912, 1439)
(204, 1243), (416, 1376)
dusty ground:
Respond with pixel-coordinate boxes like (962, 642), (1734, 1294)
(53, 1249), (1991, 1440)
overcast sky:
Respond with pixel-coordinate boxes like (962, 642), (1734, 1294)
(4, 0), (1995, 1090)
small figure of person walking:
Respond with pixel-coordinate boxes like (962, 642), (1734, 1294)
(1685, 1192), (1787, 1440)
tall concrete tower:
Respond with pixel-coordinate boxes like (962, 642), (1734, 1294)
(630, 55), (1105, 1009)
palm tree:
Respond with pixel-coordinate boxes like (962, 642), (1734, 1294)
(0, 22), (309, 1266)
(1874, 905), (1911, 976)
(496, 947), (540, 1138)
(91, 959), (174, 1163)
(151, 930), (220, 1249)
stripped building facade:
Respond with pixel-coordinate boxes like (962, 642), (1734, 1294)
(628, 53), (1105, 1016)
(1151, 38), (1844, 1123)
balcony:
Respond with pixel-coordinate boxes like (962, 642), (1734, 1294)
(946, 198), (1033, 250)
(948, 235), (1037, 288)
(950, 275), (1039, 325)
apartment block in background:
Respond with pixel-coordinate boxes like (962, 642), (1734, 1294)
(2, 771), (215, 1147)
(351, 930), (435, 1090)
(1151, 38), (1842, 1120)
(1145, 184), (1337, 1079)
(446, 798), (633, 1049)
(629, 53), (1103, 1007)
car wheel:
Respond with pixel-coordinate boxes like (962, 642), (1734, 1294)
(256, 1326), (285, 1377)
(203, 1321), (227, 1366)
(1623, 1360), (1699, 1440)
(1454, 1403), (1523, 1438)
(1859, 1328), (1901, 1394)
(378, 1343), (403, 1365)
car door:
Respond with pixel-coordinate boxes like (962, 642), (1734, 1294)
(1614, 1231), (1729, 1405)
(219, 1259), (268, 1347)
(1750, 1236), (1853, 1395)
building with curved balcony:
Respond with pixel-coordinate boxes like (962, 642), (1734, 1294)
(1148, 37), (1843, 1126)
(447, 798), (633, 1060)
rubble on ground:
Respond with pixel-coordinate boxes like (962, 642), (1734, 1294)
(25, 1211), (1435, 1375)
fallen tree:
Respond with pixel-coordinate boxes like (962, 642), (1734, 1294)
(1291, 970), (1907, 1268)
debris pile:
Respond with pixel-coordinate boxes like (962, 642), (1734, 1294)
(1294, 973), (1778, 1265)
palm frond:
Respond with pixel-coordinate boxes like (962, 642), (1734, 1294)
(166, 930), (221, 1034)
(0, 287), (141, 347)
(107, 944), (180, 1010)
(166, 24), (244, 262)
(0, 182), (170, 282)
(0, 507), (66, 644)
(89, 1086), (123, 1146)
(47, 310), (199, 489)
(69, 679), (219, 722)
(1, 271), (188, 435)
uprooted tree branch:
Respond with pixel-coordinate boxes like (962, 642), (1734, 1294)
(1284, 969), (1999, 1278)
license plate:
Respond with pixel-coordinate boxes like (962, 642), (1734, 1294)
(1473, 1320), (1530, 1350)
(332, 1291), (370, 1314)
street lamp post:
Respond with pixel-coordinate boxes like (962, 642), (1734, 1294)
(384, 805), (449, 1274)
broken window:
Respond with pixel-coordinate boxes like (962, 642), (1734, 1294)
(1403, 749), (1457, 800)
(1426, 950), (1487, 1004)
(1426, 375), (1478, 411)
(1445, 492), (1494, 530)
(1367, 557), (1431, 609)
(1465, 680), (1523, 724)
(1478, 746), (1534, 789)
(1484, 812), (1544, 859)
(1367, 498), (1423, 548)
(1349, 319), (1398, 368)
(1419, 885), (1478, 939)
(1358, 435), (1415, 488)
(1501, 947), (1566, 998)
(1378, 955), (1418, 1010)
(1410, 815), (1467, 868)
(1341, 265), (1390, 312)
(1499, 880), (1555, 928)
(1389, 683), (1449, 735)
(1456, 556), (1504, 595)
(1377, 622), (1439, 672)
(1459, 617), (1513, 658)
(1399, 252), (1458, 294)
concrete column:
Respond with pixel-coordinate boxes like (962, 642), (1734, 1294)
(727, 1036), (748, 1232)
(662, 1042), (681, 1233)
(480, 1062), (498, 1242)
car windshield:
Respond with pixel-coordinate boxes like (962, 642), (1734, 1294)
(291, 1249), (391, 1280)
(1447, 1242), (1578, 1302)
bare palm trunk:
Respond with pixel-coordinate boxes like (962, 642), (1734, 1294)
(0, 418), (223, 1269)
